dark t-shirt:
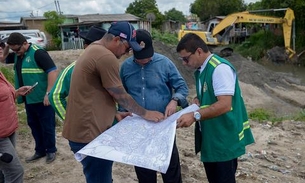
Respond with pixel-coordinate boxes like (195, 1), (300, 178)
(6, 46), (56, 87)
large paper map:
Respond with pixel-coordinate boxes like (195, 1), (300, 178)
(75, 104), (199, 173)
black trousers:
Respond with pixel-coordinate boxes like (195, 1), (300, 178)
(135, 141), (182, 183)
(203, 158), (238, 183)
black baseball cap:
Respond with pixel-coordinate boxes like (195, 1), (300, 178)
(133, 29), (154, 59)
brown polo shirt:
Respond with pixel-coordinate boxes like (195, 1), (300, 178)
(63, 44), (121, 143)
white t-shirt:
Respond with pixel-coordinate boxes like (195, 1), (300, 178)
(199, 54), (236, 97)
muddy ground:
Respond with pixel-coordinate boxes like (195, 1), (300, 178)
(13, 41), (305, 183)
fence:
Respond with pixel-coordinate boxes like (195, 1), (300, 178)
(62, 37), (84, 50)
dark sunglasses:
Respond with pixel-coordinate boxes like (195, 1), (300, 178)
(120, 39), (131, 53)
(11, 45), (22, 52)
(179, 52), (194, 63)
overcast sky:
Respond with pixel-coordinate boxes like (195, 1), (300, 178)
(0, 0), (259, 22)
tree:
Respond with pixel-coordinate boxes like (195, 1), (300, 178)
(190, 0), (246, 21)
(43, 11), (64, 49)
(164, 8), (187, 23)
(125, 0), (164, 29)
(252, 0), (305, 52)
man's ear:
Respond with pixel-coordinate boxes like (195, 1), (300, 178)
(113, 36), (120, 42)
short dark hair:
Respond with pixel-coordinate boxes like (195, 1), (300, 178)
(7, 32), (27, 45)
(176, 33), (209, 53)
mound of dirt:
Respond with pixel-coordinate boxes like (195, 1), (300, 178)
(14, 41), (305, 183)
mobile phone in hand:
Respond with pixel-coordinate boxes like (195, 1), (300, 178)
(25, 82), (38, 93)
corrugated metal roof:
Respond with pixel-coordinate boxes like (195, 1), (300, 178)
(59, 13), (141, 27)
(78, 13), (140, 22)
(20, 13), (139, 23)
(0, 13), (142, 28)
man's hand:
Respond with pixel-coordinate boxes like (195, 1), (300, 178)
(43, 94), (50, 106)
(176, 112), (195, 128)
(115, 111), (133, 122)
(143, 111), (164, 122)
(164, 100), (178, 118)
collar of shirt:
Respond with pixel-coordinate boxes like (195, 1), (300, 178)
(199, 54), (213, 74)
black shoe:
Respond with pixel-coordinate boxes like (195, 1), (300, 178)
(25, 153), (46, 163)
(46, 153), (56, 164)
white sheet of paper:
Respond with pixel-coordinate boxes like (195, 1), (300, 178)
(75, 104), (199, 173)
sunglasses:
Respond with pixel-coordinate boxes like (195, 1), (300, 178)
(179, 52), (194, 63)
(11, 45), (22, 52)
(120, 39), (131, 53)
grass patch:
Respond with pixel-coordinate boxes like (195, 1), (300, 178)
(248, 108), (305, 124)
(248, 108), (280, 123)
(0, 66), (15, 84)
(293, 109), (305, 122)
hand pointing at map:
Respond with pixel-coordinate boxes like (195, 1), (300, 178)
(143, 111), (164, 122)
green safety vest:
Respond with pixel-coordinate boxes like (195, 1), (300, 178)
(194, 54), (254, 162)
(14, 44), (47, 104)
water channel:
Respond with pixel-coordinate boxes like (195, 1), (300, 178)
(259, 61), (305, 85)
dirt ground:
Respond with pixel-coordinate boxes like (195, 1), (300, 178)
(15, 41), (305, 183)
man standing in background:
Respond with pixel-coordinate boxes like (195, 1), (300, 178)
(0, 32), (58, 164)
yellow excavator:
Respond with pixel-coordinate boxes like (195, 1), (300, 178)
(178, 8), (296, 59)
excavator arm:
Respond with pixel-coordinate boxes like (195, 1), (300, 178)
(212, 8), (296, 58)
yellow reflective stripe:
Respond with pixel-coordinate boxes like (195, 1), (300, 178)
(22, 68), (44, 73)
(52, 62), (75, 120)
(32, 44), (40, 50)
(209, 57), (221, 67)
(239, 121), (250, 140)
(201, 105), (232, 110)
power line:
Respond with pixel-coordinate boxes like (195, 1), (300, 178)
(0, 2), (53, 13)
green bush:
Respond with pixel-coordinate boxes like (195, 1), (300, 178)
(151, 29), (178, 45)
(235, 30), (284, 61)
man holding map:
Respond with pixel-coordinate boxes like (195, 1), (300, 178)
(120, 29), (189, 183)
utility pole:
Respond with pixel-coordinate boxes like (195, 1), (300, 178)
(54, 0), (62, 14)
(54, 0), (58, 13)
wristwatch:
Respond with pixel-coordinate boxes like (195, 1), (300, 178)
(172, 96), (179, 102)
(193, 111), (201, 121)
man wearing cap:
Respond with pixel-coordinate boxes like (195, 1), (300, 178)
(120, 29), (188, 183)
(48, 26), (107, 120)
(62, 22), (164, 183)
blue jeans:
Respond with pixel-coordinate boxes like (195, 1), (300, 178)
(69, 141), (113, 183)
(25, 103), (57, 154)
(0, 133), (24, 183)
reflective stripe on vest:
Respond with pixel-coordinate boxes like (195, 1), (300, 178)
(239, 121), (250, 141)
(52, 62), (76, 120)
(21, 68), (44, 74)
